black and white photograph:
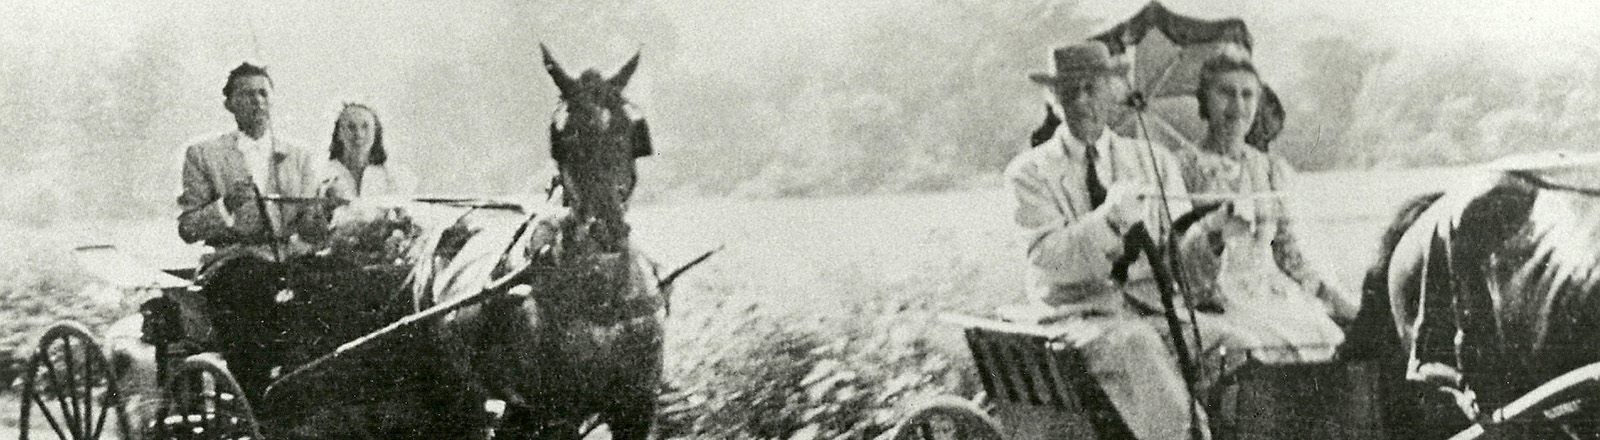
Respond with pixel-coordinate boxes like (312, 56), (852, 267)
(3, 0), (1599, 439)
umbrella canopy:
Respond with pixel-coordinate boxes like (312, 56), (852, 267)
(1028, 1), (1284, 152)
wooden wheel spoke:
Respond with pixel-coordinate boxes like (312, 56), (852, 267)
(19, 322), (128, 440)
(62, 336), (85, 435)
(40, 345), (80, 436)
(76, 352), (89, 439)
(91, 382), (113, 440)
(28, 384), (71, 438)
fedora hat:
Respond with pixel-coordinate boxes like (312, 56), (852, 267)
(1029, 41), (1131, 85)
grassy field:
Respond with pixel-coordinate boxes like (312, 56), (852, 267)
(3, 165), (1474, 439)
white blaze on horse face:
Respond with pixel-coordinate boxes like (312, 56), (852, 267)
(553, 106), (570, 132)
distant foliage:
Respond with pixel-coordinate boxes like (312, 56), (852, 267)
(656, 0), (1095, 199)
(1338, 44), (1600, 168)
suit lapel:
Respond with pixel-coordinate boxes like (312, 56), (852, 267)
(1106, 135), (1133, 186)
(215, 133), (251, 190)
(1053, 136), (1090, 217)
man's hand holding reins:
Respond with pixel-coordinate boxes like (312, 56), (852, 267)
(1103, 182), (1161, 234)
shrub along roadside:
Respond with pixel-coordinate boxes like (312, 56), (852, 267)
(655, 246), (1007, 440)
(658, 298), (982, 440)
(0, 231), (132, 391)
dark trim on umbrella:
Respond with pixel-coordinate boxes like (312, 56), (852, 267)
(1089, 1), (1253, 55)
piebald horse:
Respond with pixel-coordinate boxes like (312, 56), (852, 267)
(1369, 153), (1600, 438)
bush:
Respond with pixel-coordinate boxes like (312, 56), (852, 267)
(654, 231), (1015, 440)
(0, 230), (131, 391)
(658, 297), (982, 440)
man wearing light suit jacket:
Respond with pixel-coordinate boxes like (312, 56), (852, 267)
(174, 62), (328, 399)
(178, 62), (327, 267)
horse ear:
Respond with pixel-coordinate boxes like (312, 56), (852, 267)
(610, 51), (641, 88)
(541, 43), (576, 95)
(631, 119), (653, 158)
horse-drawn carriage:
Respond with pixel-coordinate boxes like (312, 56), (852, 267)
(14, 45), (690, 440)
(16, 195), (646, 440)
(881, 299), (1600, 440)
(878, 3), (1600, 440)
(18, 237), (462, 440)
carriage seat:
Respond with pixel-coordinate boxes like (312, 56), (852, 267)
(956, 309), (1385, 439)
(943, 311), (1131, 440)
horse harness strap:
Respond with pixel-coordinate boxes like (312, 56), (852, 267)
(1512, 170), (1600, 198)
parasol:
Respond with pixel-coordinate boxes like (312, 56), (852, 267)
(1039, 1), (1285, 152)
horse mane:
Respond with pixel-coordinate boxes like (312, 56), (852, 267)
(1373, 192), (1447, 285)
(1341, 191), (1445, 360)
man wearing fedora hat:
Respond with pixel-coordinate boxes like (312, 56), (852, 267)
(1004, 41), (1256, 440)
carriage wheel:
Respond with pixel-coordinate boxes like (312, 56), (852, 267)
(883, 396), (1004, 440)
(18, 321), (133, 440)
(145, 354), (263, 440)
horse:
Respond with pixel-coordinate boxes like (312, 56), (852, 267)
(1365, 155), (1600, 438)
(105, 48), (667, 439)
(418, 45), (666, 440)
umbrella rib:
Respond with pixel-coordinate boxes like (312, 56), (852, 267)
(1143, 113), (1196, 150)
(1148, 49), (1186, 98)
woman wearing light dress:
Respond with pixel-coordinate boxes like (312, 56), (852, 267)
(1177, 55), (1357, 363)
(324, 103), (416, 199)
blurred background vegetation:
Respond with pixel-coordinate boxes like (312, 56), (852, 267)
(2, 0), (1597, 437)
(3, 0), (1597, 226)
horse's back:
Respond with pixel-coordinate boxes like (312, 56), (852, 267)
(1385, 171), (1537, 347)
(1385, 160), (1600, 412)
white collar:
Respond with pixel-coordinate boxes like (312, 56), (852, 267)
(1056, 126), (1113, 161)
(235, 130), (274, 151)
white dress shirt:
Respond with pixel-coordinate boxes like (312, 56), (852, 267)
(236, 130), (275, 193)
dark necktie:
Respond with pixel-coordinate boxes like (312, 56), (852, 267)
(1086, 142), (1107, 208)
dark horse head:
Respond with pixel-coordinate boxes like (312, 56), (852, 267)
(542, 44), (652, 255)
(418, 46), (666, 440)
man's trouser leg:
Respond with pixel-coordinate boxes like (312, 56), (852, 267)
(202, 257), (282, 402)
(1073, 316), (1258, 440)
